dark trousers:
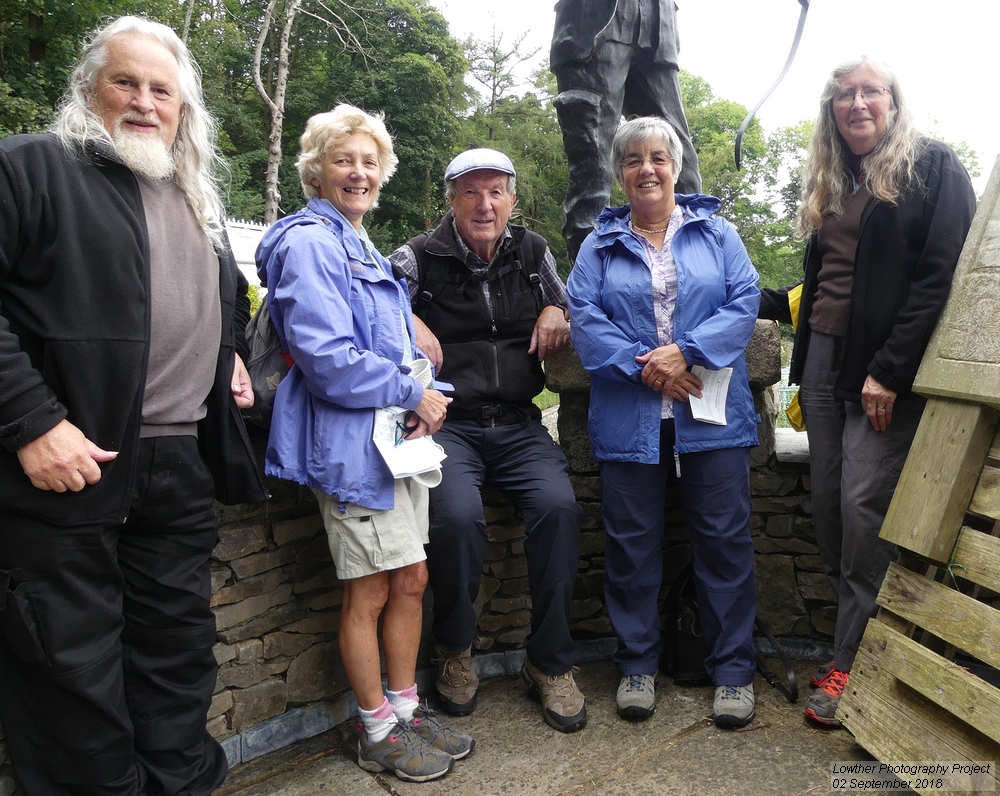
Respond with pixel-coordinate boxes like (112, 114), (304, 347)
(553, 40), (701, 260)
(426, 419), (582, 674)
(800, 332), (923, 671)
(600, 421), (756, 685)
(0, 436), (227, 796)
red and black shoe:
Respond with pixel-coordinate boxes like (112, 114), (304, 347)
(808, 660), (835, 689)
(803, 668), (849, 728)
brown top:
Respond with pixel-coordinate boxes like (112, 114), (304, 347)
(809, 184), (871, 337)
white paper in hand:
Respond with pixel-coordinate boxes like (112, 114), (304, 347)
(687, 365), (732, 425)
(372, 406), (447, 481)
(372, 359), (446, 486)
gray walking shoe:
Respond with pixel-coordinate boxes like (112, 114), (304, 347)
(409, 703), (476, 759)
(357, 722), (454, 782)
(616, 673), (657, 720)
(713, 684), (755, 728)
(432, 645), (479, 715)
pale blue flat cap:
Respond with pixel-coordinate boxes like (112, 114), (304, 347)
(444, 148), (516, 181)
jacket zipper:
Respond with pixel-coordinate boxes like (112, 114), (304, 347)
(120, 166), (151, 524)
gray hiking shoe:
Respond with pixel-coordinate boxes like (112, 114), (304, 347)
(713, 684), (755, 728)
(617, 673), (657, 720)
(432, 645), (479, 716)
(409, 703), (476, 759)
(521, 659), (587, 732)
(357, 722), (454, 782)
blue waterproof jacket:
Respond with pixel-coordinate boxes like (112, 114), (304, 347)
(566, 195), (760, 463)
(256, 199), (425, 509)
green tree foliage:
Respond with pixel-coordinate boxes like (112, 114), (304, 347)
(458, 42), (570, 274)
(0, 0), (180, 137)
(680, 70), (807, 290)
(186, 0), (465, 249)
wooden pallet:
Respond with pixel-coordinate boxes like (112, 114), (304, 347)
(838, 158), (1000, 794)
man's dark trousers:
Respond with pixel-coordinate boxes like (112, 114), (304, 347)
(0, 436), (227, 796)
(426, 417), (582, 674)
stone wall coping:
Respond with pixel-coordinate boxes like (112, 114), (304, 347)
(775, 427), (810, 464)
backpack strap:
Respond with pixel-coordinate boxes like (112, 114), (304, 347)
(518, 230), (548, 314)
(411, 226), (548, 313)
(407, 233), (443, 311)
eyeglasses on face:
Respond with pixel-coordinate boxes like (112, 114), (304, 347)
(833, 86), (891, 106)
(621, 154), (674, 171)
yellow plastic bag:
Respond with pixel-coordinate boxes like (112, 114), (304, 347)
(784, 284), (806, 432)
(785, 390), (806, 432)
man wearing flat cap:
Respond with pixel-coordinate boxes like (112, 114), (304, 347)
(390, 148), (586, 733)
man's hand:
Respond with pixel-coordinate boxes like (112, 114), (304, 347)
(861, 374), (896, 431)
(412, 389), (452, 436)
(528, 305), (570, 361)
(413, 315), (444, 372)
(635, 344), (703, 401)
(17, 419), (118, 492)
(231, 353), (254, 409)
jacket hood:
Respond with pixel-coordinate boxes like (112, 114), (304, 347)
(256, 199), (364, 287)
(593, 194), (722, 245)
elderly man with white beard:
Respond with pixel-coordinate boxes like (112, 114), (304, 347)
(0, 16), (265, 796)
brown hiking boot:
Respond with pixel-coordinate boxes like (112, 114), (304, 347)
(520, 659), (587, 732)
(432, 646), (479, 716)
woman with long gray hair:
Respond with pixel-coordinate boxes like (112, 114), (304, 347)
(760, 57), (976, 727)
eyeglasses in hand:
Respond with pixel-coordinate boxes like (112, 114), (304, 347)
(394, 411), (418, 446)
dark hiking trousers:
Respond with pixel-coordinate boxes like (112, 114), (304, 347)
(0, 436), (227, 796)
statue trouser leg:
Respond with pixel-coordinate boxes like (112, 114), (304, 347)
(621, 49), (702, 195)
(553, 46), (631, 263)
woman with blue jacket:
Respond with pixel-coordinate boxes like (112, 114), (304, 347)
(256, 105), (470, 782)
(567, 116), (760, 728)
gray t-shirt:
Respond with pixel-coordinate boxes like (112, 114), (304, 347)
(138, 176), (221, 437)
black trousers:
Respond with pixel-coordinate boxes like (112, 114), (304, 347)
(0, 436), (227, 796)
(426, 419), (582, 674)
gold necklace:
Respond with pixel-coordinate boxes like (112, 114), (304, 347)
(630, 221), (669, 234)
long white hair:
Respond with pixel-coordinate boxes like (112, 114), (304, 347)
(51, 16), (228, 250)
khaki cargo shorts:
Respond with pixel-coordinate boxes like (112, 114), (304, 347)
(312, 477), (429, 580)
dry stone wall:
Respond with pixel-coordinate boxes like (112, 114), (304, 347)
(0, 322), (830, 792)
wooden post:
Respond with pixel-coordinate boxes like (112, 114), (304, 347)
(880, 398), (998, 562)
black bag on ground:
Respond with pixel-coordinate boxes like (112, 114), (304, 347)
(660, 563), (711, 684)
(659, 562), (798, 702)
(244, 300), (289, 428)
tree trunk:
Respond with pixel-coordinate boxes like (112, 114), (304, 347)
(181, 0), (197, 43)
(253, 0), (301, 224)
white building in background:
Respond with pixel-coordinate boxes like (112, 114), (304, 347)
(225, 219), (268, 288)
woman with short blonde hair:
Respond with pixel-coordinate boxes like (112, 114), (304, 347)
(296, 104), (399, 202)
(258, 104), (469, 782)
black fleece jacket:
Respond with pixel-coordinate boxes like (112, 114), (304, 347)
(760, 139), (977, 401)
(0, 133), (265, 524)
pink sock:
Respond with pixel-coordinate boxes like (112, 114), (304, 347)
(358, 696), (396, 743)
(386, 683), (419, 723)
